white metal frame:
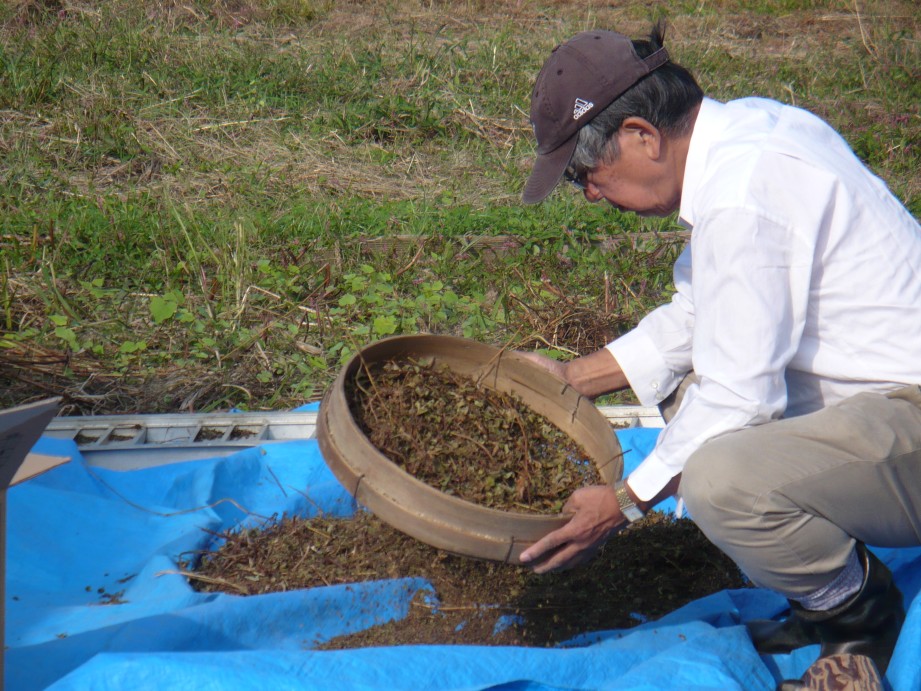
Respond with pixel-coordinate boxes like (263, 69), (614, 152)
(43, 406), (665, 470)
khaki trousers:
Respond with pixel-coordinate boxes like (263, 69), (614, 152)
(667, 380), (921, 598)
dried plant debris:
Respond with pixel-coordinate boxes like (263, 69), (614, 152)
(187, 510), (750, 649)
(346, 357), (601, 514)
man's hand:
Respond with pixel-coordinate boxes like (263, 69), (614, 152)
(516, 350), (568, 382)
(518, 485), (626, 574)
(516, 348), (629, 400)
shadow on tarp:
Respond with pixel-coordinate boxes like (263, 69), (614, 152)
(7, 419), (921, 690)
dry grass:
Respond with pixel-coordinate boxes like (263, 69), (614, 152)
(2, 0), (918, 414)
(4, 1), (917, 204)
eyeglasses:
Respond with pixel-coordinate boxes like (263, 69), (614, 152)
(564, 166), (588, 190)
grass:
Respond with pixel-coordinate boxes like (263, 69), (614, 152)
(1, 0), (918, 414)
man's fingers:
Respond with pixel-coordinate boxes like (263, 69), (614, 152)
(523, 541), (571, 574)
(519, 526), (570, 564)
(515, 351), (566, 379)
(519, 485), (618, 572)
(519, 513), (586, 563)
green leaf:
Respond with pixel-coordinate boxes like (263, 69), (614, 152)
(119, 340), (147, 354)
(150, 296), (178, 324)
(372, 315), (398, 335)
(54, 326), (78, 349)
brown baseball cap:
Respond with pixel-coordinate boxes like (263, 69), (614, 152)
(522, 30), (669, 204)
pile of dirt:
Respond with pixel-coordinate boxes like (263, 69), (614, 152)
(187, 509), (749, 648)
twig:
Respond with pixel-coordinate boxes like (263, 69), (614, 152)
(220, 383), (253, 400)
(411, 600), (587, 612)
(155, 569), (251, 595)
(510, 407), (532, 501)
(527, 334), (580, 357)
(139, 89), (203, 113)
(266, 465), (287, 498)
(853, 0), (879, 61)
(596, 450), (627, 476)
(394, 241), (426, 277)
(473, 326), (525, 388)
(83, 464), (271, 520)
(192, 116), (290, 132)
(447, 430), (498, 467)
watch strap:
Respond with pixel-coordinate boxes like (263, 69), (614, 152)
(615, 481), (645, 523)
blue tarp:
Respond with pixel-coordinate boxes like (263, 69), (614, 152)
(8, 410), (921, 690)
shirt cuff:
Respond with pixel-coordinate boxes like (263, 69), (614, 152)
(606, 328), (682, 406)
(625, 449), (677, 502)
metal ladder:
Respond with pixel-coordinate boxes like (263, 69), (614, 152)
(43, 406), (664, 470)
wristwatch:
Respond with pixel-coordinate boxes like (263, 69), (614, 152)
(614, 481), (645, 523)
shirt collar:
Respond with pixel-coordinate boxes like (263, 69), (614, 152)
(679, 97), (726, 228)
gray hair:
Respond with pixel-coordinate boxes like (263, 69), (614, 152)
(567, 22), (703, 180)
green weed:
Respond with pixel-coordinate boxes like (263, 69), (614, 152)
(1, 0), (917, 413)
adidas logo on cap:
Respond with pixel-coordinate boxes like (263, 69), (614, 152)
(573, 97), (594, 120)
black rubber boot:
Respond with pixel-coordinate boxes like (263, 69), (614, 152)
(746, 543), (904, 689)
(747, 604), (819, 654)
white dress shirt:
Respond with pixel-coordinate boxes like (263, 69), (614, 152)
(607, 97), (921, 502)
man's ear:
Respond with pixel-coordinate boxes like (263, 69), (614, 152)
(620, 117), (662, 159)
